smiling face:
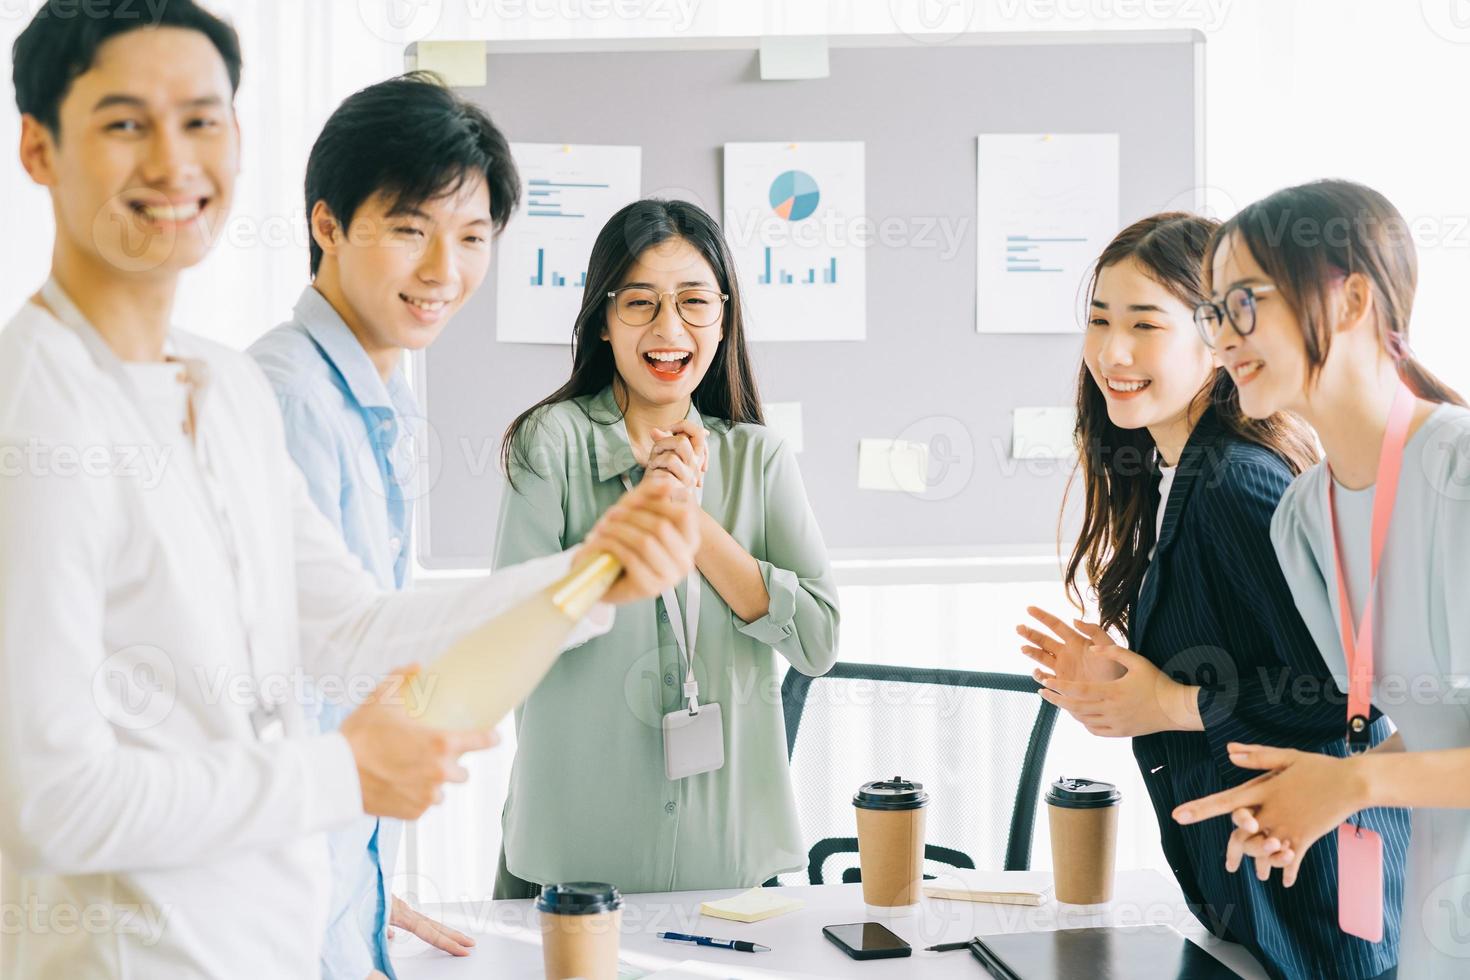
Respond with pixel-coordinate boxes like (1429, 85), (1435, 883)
(314, 176), (492, 358)
(601, 237), (725, 411)
(1209, 232), (1313, 420)
(1084, 256), (1215, 435)
(22, 27), (239, 279)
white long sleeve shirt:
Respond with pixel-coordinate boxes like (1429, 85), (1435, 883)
(0, 295), (610, 978)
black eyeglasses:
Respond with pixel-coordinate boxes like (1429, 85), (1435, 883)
(1194, 283), (1278, 349)
(606, 286), (728, 328)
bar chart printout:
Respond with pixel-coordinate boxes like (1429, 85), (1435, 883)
(723, 141), (867, 342)
(496, 143), (641, 344)
(758, 248), (839, 286)
(975, 133), (1119, 334)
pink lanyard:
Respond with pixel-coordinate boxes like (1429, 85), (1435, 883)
(1324, 382), (1415, 753)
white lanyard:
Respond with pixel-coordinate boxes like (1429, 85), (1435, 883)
(619, 472), (703, 713)
(39, 278), (285, 740)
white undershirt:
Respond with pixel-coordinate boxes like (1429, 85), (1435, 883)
(1150, 463), (1179, 561)
(1328, 476), (1375, 625)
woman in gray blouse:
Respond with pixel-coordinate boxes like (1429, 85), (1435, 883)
(1175, 179), (1470, 977)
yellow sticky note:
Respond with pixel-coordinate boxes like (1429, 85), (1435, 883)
(416, 41), (487, 88)
(858, 438), (929, 494)
(699, 887), (805, 923)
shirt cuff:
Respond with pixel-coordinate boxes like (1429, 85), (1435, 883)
(298, 731), (363, 833)
(565, 601), (616, 650)
(733, 560), (799, 646)
(319, 911), (380, 980)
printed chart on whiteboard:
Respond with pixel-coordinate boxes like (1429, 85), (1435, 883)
(975, 133), (1119, 334)
(495, 143), (641, 344)
(722, 141), (867, 342)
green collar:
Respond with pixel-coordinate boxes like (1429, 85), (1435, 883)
(587, 384), (705, 483)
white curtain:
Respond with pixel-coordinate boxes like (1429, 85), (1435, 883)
(0, 0), (404, 347)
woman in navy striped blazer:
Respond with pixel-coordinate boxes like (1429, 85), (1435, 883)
(1016, 213), (1408, 980)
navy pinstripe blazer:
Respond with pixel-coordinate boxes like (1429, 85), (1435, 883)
(1128, 407), (1408, 980)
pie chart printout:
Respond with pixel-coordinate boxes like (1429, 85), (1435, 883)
(722, 141), (867, 342)
(769, 170), (821, 222)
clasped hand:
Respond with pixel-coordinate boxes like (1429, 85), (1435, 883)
(1016, 606), (1201, 737)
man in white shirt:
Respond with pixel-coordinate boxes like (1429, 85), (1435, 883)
(0, 4), (700, 977)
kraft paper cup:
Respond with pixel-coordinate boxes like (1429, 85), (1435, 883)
(537, 882), (623, 980)
(1046, 777), (1121, 907)
(854, 776), (930, 915)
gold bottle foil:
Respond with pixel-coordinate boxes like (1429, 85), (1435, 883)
(550, 552), (622, 620)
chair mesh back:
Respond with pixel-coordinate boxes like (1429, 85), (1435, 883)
(778, 663), (1054, 886)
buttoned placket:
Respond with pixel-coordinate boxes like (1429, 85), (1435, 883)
(181, 363), (285, 739)
(40, 278), (282, 739)
(366, 407), (410, 579)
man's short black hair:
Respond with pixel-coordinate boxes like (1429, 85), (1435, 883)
(305, 71), (522, 276)
(12, 0), (242, 138)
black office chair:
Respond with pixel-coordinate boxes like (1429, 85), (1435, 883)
(769, 662), (1058, 887)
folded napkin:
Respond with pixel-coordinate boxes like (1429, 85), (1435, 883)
(921, 869), (1050, 906)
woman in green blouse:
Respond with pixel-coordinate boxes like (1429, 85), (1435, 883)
(493, 199), (840, 898)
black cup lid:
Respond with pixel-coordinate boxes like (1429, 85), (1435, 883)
(536, 882), (623, 915)
(1045, 777), (1121, 809)
(853, 776), (930, 811)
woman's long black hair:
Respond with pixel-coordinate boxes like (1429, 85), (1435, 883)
(502, 198), (764, 485)
(1063, 213), (1318, 637)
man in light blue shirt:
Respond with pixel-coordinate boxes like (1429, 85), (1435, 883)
(252, 72), (521, 979)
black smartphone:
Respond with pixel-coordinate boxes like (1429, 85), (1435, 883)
(822, 922), (912, 960)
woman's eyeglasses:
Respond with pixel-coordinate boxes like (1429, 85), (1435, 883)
(1193, 283), (1277, 349)
(607, 287), (728, 328)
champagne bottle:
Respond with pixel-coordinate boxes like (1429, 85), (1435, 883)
(406, 552), (622, 730)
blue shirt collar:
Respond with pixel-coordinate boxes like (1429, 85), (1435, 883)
(293, 285), (414, 418)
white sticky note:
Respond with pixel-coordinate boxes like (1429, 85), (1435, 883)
(758, 35), (830, 80)
(763, 402), (804, 453)
(1012, 406), (1078, 460)
(416, 41), (487, 87)
(858, 439), (929, 494)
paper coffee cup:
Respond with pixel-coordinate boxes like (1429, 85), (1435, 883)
(1046, 777), (1121, 906)
(854, 776), (929, 913)
(537, 882), (623, 980)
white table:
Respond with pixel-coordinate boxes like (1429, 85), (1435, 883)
(392, 869), (1268, 978)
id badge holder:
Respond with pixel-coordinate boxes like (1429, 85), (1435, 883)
(1337, 821), (1384, 942)
(663, 700), (724, 780)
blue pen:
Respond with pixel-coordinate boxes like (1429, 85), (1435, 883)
(657, 931), (771, 953)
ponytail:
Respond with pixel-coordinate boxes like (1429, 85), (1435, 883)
(1398, 355), (1467, 407)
